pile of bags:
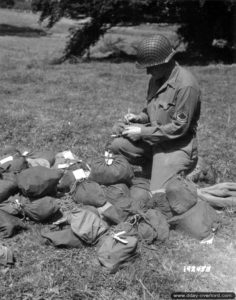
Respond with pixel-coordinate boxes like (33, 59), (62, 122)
(0, 147), (225, 273)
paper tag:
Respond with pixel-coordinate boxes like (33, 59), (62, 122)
(84, 170), (90, 178)
(97, 202), (113, 216)
(62, 150), (75, 160)
(22, 151), (29, 156)
(104, 151), (113, 166)
(200, 233), (215, 245)
(72, 169), (87, 181)
(0, 156), (13, 165)
(57, 163), (70, 169)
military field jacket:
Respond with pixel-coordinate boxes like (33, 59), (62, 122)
(138, 64), (201, 146)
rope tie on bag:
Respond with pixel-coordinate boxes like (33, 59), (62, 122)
(10, 199), (26, 220)
(60, 162), (91, 195)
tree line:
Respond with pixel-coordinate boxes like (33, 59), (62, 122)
(2, 0), (235, 63)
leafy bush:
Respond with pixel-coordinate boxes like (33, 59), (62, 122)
(0, 0), (15, 8)
(32, 0), (236, 63)
(172, 0), (236, 62)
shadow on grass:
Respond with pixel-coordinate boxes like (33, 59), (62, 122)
(0, 23), (47, 37)
(65, 49), (236, 66)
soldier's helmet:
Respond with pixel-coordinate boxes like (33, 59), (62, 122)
(136, 34), (176, 69)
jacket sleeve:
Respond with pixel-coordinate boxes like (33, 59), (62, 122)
(136, 107), (150, 124)
(140, 86), (201, 145)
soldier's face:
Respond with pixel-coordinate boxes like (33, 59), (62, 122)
(146, 63), (168, 79)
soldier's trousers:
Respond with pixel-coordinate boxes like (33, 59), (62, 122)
(109, 136), (198, 192)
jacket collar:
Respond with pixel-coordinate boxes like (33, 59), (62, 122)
(157, 62), (179, 93)
(147, 63), (180, 102)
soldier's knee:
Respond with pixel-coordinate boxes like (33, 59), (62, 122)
(109, 137), (127, 154)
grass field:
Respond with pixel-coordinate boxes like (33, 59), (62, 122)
(0, 9), (236, 300)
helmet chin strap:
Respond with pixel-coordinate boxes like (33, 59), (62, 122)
(164, 48), (176, 63)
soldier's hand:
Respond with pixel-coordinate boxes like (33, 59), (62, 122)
(122, 126), (142, 141)
(124, 113), (140, 124)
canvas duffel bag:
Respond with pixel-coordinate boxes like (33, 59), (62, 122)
(0, 194), (26, 215)
(136, 209), (169, 244)
(19, 197), (61, 222)
(24, 150), (55, 168)
(102, 183), (130, 202)
(17, 166), (63, 199)
(0, 154), (28, 173)
(98, 202), (129, 225)
(57, 168), (90, 194)
(0, 179), (18, 203)
(41, 227), (83, 248)
(151, 191), (173, 219)
(130, 177), (153, 212)
(53, 150), (81, 169)
(97, 233), (138, 273)
(70, 208), (108, 245)
(72, 180), (106, 207)
(168, 200), (221, 240)
(0, 209), (27, 238)
(165, 175), (198, 215)
(89, 154), (134, 186)
(101, 196), (132, 225)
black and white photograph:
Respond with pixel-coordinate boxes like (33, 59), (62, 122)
(0, 0), (235, 299)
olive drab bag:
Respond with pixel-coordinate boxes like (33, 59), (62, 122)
(52, 150), (80, 169)
(17, 166), (63, 199)
(165, 175), (198, 215)
(0, 210), (27, 238)
(130, 177), (153, 212)
(19, 197), (61, 222)
(0, 194), (26, 215)
(97, 202), (129, 225)
(136, 209), (170, 244)
(57, 168), (90, 193)
(168, 200), (221, 240)
(70, 208), (108, 245)
(106, 194), (132, 208)
(97, 233), (138, 273)
(24, 150), (56, 168)
(41, 227), (83, 249)
(0, 153), (28, 173)
(102, 183), (130, 202)
(0, 179), (18, 203)
(57, 170), (77, 193)
(151, 191), (173, 219)
(72, 180), (107, 207)
(89, 153), (134, 186)
(98, 196), (132, 225)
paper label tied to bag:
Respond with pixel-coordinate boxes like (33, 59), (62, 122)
(73, 169), (88, 181)
(104, 151), (113, 166)
(22, 151), (29, 156)
(62, 150), (76, 160)
(0, 156), (13, 165)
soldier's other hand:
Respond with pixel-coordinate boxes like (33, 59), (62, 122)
(112, 122), (126, 136)
(124, 113), (139, 124)
(122, 126), (142, 141)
